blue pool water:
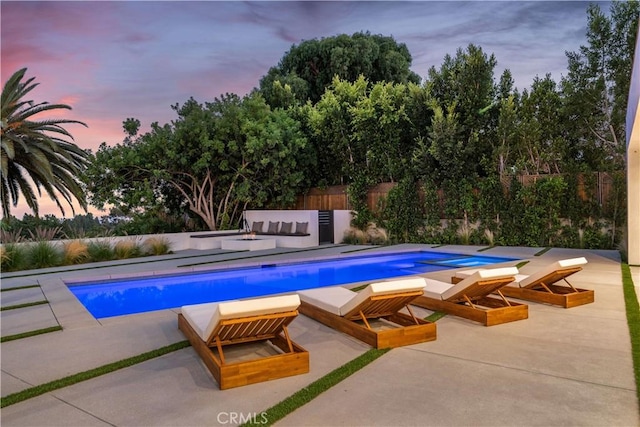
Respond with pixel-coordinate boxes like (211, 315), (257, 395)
(68, 251), (517, 319)
(427, 255), (519, 268)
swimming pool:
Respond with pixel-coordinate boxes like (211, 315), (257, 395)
(68, 251), (517, 319)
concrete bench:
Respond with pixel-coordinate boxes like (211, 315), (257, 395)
(189, 230), (312, 250)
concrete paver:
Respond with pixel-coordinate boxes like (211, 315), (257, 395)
(0, 304), (58, 337)
(0, 286), (47, 308)
(0, 244), (638, 427)
(278, 345), (638, 427)
(1, 316), (369, 427)
(0, 395), (112, 427)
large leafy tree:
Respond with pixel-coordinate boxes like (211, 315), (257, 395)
(424, 44), (499, 178)
(518, 75), (567, 174)
(307, 76), (369, 185)
(1, 68), (88, 219)
(259, 32), (420, 106)
(306, 76), (430, 187)
(351, 80), (420, 183)
(83, 93), (310, 230)
(561, 0), (639, 170)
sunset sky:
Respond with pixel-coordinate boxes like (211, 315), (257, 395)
(1, 0), (609, 218)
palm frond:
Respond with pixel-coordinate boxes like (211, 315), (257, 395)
(1, 68), (89, 217)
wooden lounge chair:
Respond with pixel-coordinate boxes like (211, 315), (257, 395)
(452, 257), (593, 308)
(297, 278), (436, 349)
(178, 294), (309, 389)
(412, 267), (528, 326)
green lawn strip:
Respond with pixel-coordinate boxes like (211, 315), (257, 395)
(515, 261), (530, 269)
(0, 340), (190, 408)
(1, 326), (63, 343)
(424, 311), (447, 322)
(1, 300), (49, 311)
(348, 283), (369, 292)
(1, 284), (40, 292)
(534, 247), (551, 256)
(621, 263), (640, 404)
(242, 348), (391, 427)
(477, 246), (494, 252)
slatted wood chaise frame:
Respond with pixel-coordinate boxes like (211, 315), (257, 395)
(178, 294), (309, 390)
(452, 257), (593, 309)
(412, 267), (528, 326)
(298, 278), (436, 349)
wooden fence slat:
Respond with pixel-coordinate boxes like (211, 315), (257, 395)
(294, 173), (619, 216)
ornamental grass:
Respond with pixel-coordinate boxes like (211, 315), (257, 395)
(143, 236), (171, 255)
(63, 240), (90, 265)
(114, 239), (142, 259)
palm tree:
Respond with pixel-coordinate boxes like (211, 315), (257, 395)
(1, 68), (89, 218)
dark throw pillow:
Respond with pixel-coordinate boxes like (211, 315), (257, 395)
(279, 222), (292, 234)
(267, 221), (280, 234)
(295, 221), (309, 234)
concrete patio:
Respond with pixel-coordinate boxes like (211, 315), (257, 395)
(1, 244), (638, 426)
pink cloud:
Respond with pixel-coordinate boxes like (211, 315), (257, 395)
(8, 195), (107, 220)
(58, 95), (80, 106)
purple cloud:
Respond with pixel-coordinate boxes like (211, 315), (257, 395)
(1, 0), (606, 217)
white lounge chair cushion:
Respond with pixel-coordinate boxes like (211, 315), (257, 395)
(422, 278), (455, 299)
(181, 294), (301, 341)
(299, 278), (426, 316)
(453, 268), (484, 279)
(517, 257), (587, 289)
(339, 278), (426, 315)
(424, 267), (519, 301)
(298, 286), (356, 316)
(454, 268), (526, 288)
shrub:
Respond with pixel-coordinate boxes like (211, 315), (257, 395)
(0, 228), (25, 244)
(380, 177), (423, 242)
(1, 244), (28, 271)
(582, 223), (612, 249)
(483, 229), (495, 246)
(87, 240), (115, 262)
(342, 228), (368, 245)
(28, 241), (62, 269)
(456, 214), (473, 245)
(114, 239), (142, 259)
(63, 240), (90, 265)
(348, 175), (375, 230)
(143, 237), (171, 256)
(28, 226), (64, 241)
(366, 225), (389, 245)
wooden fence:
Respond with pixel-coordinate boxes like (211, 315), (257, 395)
(295, 173), (620, 214)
